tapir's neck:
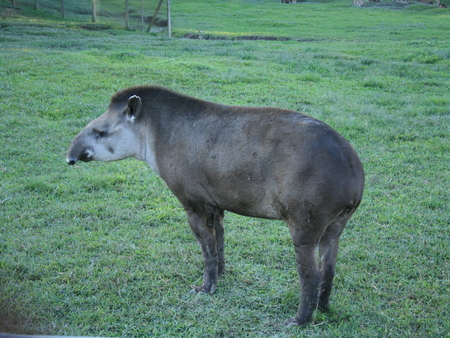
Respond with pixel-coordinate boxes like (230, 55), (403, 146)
(135, 124), (160, 175)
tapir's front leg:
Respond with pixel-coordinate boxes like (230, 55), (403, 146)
(186, 208), (220, 294)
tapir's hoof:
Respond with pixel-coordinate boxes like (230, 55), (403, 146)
(286, 316), (311, 326)
(190, 283), (216, 295)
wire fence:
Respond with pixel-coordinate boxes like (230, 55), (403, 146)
(4, 0), (170, 33)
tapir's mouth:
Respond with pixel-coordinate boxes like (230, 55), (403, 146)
(66, 157), (92, 165)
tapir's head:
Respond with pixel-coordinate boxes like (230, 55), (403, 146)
(66, 95), (143, 165)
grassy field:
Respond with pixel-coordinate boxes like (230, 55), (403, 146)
(1, 0), (449, 336)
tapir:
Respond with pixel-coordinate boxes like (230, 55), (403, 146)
(66, 85), (364, 325)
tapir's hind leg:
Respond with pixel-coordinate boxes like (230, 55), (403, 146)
(286, 213), (331, 326)
(186, 207), (223, 294)
(213, 209), (226, 276)
(317, 215), (349, 312)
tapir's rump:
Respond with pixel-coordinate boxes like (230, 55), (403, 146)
(67, 85), (364, 325)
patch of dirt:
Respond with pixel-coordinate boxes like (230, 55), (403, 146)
(183, 34), (317, 42)
(78, 23), (111, 31)
(364, 1), (411, 9)
(1, 7), (20, 19)
(144, 16), (168, 27)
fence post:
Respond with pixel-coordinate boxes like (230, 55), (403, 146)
(35, 0), (39, 10)
(92, 0), (97, 22)
(61, 0), (65, 18)
(167, 0), (171, 38)
(125, 0), (129, 29)
(141, 0), (144, 31)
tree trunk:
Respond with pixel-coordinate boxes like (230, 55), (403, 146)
(146, 0), (164, 33)
(35, 0), (39, 10)
(61, 0), (65, 19)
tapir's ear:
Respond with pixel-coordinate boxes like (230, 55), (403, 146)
(126, 95), (142, 121)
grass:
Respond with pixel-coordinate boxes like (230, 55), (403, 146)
(1, 0), (449, 336)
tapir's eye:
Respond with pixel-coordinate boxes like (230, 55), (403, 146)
(94, 129), (107, 139)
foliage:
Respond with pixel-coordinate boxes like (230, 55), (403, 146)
(0, 0), (449, 336)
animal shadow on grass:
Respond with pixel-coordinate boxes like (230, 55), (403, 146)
(0, 300), (38, 334)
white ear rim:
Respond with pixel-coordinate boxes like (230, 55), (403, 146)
(127, 95), (142, 122)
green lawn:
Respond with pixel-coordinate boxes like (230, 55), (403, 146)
(0, 0), (449, 336)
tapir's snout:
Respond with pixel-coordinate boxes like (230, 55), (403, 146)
(66, 144), (80, 165)
(66, 134), (94, 165)
(66, 150), (93, 165)
(66, 158), (77, 165)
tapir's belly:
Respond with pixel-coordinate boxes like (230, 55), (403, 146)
(210, 186), (284, 220)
